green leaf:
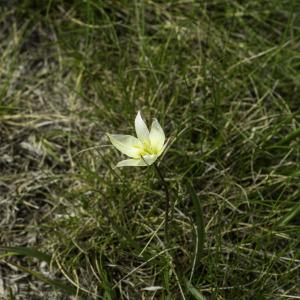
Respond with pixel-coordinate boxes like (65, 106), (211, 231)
(8, 262), (78, 296)
(277, 128), (300, 146)
(0, 246), (51, 263)
(186, 280), (207, 300)
(0, 246), (84, 297)
(187, 181), (205, 265)
(278, 202), (300, 226)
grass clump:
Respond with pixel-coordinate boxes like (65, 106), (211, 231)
(0, 0), (299, 299)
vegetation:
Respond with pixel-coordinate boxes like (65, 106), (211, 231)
(1, 0), (299, 299)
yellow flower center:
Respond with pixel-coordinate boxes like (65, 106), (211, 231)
(134, 142), (158, 157)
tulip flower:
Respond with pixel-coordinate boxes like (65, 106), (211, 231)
(108, 111), (166, 167)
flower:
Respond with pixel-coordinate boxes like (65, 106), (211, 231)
(108, 111), (166, 167)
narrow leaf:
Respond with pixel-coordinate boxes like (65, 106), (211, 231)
(277, 128), (300, 146)
(188, 181), (205, 265)
(0, 246), (51, 263)
(186, 280), (207, 300)
(8, 262), (78, 296)
(278, 202), (300, 226)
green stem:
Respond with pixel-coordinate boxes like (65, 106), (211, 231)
(153, 163), (170, 244)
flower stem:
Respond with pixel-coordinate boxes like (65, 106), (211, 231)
(153, 163), (170, 244)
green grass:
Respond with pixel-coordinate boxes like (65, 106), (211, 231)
(1, 0), (300, 299)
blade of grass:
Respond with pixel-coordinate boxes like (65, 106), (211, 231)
(0, 246), (52, 263)
(278, 202), (300, 226)
(187, 181), (205, 279)
(185, 279), (207, 300)
(8, 262), (78, 296)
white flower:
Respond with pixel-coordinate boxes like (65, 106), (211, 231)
(108, 111), (166, 167)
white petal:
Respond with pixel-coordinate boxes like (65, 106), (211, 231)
(135, 111), (150, 145)
(141, 154), (158, 166)
(149, 119), (165, 153)
(116, 158), (147, 167)
(108, 134), (143, 158)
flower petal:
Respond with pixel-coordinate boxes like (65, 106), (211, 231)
(141, 154), (158, 166)
(149, 119), (165, 153)
(116, 158), (147, 167)
(135, 111), (150, 145)
(108, 134), (143, 158)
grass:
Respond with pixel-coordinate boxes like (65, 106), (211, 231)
(0, 0), (300, 299)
